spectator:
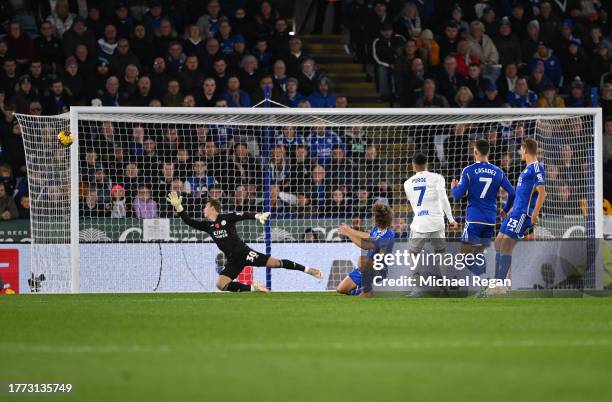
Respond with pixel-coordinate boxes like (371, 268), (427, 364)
(17, 194), (30, 219)
(110, 185), (127, 218)
(129, 76), (154, 106)
(288, 144), (314, 193)
(479, 82), (505, 107)
(529, 41), (563, 88)
(415, 29), (439, 69)
(327, 187), (352, 217)
(211, 58), (229, 93)
(43, 79), (72, 114)
(110, 38), (141, 78)
(528, 61), (553, 95)
(494, 17), (522, 67)
(521, 19), (541, 64)
(61, 57), (84, 104)
(195, 77), (218, 107)
(308, 77), (336, 108)
(222, 76), (252, 107)
(46, 0), (76, 38)
(372, 22), (405, 100)
(465, 63), (488, 100)
(467, 21), (500, 82)
(393, 39), (420, 95)
(399, 57), (432, 107)
(197, 0), (224, 38)
(98, 24), (118, 57)
(590, 43), (611, 87)
(252, 38), (273, 73)
(561, 39), (589, 84)
(438, 20), (460, 60)
(178, 55), (205, 95)
(131, 24), (155, 72)
(6, 21), (34, 67)
(565, 78), (589, 107)
(275, 125), (304, 154)
(162, 79), (183, 107)
(454, 86), (475, 108)
(436, 56), (465, 104)
(237, 55), (260, 97)
(538, 84), (565, 107)
(310, 164), (327, 208)
(155, 19), (178, 59)
(394, 2), (422, 39)
(285, 37), (307, 78)
(62, 17), (96, 59)
(11, 76), (36, 114)
(298, 58), (319, 97)
(272, 60), (288, 93)
(132, 186), (158, 219)
(269, 18), (291, 58)
(309, 126), (342, 165)
(81, 188), (109, 218)
(453, 38), (480, 79)
(537, 1), (561, 45)
(251, 75), (286, 106)
(33, 21), (64, 70)
(496, 62), (519, 100)
(327, 145), (355, 189)
(506, 77), (538, 107)
(1, 59), (19, 99)
(415, 79), (449, 107)
(269, 145), (290, 188)
(165, 41), (186, 76)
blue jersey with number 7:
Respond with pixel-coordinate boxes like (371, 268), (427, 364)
(452, 161), (515, 225)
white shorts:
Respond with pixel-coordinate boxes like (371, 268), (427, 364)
(408, 230), (446, 253)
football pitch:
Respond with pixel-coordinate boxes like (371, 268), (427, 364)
(2, 293), (612, 402)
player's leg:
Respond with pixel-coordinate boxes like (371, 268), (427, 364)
(218, 258), (268, 293)
(407, 233), (428, 297)
(265, 256), (323, 278)
(461, 223), (490, 276)
(357, 255), (375, 297)
(336, 269), (360, 295)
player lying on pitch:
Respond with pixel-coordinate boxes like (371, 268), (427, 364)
(167, 192), (322, 292)
(336, 203), (395, 297)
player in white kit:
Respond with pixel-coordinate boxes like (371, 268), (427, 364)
(403, 153), (458, 296)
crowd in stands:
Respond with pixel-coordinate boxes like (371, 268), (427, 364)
(0, 0), (610, 227)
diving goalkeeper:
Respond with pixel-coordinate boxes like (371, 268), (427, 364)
(167, 192), (322, 292)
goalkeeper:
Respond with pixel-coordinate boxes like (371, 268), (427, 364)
(168, 192), (322, 292)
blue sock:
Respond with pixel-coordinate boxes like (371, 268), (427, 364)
(350, 287), (362, 296)
(495, 253), (501, 276)
(466, 253), (486, 276)
(361, 269), (375, 292)
(495, 254), (512, 280)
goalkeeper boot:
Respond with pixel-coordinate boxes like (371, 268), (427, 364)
(485, 285), (509, 297)
(251, 281), (270, 293)
(305, 267), (323, 279)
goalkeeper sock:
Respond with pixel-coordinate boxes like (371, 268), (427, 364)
(280, 259), (305, 272)
(223, 282), (251, 292)
(495, 254), (512, 280)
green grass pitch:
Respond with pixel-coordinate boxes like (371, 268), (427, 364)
(1, 293), (612, 402)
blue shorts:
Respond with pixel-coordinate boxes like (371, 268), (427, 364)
(461, 223), (495, 246)
(500, 212), (532, 240)
(347, 267), (388, 287)
(348, 268), (362, 287)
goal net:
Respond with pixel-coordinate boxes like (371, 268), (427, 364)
(14, 108), (603, 293)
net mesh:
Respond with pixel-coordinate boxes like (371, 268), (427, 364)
(15, 109), (598, 293)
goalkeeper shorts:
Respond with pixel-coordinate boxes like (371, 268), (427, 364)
(221, 248), (269, 279)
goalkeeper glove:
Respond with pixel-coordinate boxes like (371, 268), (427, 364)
(166, 191), (184, 213)
(255, 212), (271, 224)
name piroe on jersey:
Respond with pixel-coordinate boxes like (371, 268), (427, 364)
(403, 171), (454, 233)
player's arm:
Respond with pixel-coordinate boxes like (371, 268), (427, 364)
(167, 191), (213, 232)
(438, 177), (458, 227)
(338, 224), (375, 250)
(451, 169), (469, 200)
(531, 184), (546, 225)
(531, 168), (546, 224)
(500, 174), (516, 214)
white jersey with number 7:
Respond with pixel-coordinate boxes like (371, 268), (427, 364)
(403, 171), (456, 233)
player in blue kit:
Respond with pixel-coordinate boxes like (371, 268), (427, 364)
(336, 204), (395, 297)
(495, 138), (546, 293)
(451, 140), (515, 276)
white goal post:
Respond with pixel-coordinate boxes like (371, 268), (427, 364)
(14, 107), (604, 293)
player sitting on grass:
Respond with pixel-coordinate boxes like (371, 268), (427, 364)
(451, 139), (515, 284)
(404, 152), (458, 297)
(336, 203), (395, 297)
(167, 192), (322, 292)
(493, 138), (546, 296)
